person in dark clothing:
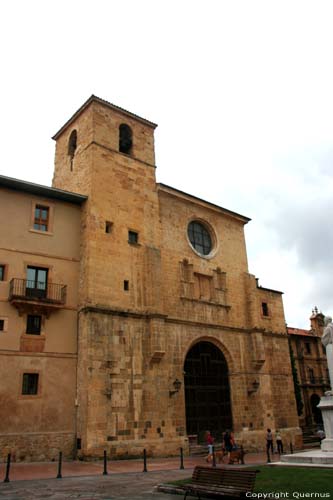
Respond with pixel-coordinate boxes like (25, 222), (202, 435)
(266, 428), (273, 453)
(223, 430), (233, 452)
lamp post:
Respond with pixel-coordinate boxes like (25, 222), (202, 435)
(169, 378), (182, 397)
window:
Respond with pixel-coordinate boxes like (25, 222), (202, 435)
(68, 130), (77, 158)
(22, 373), (39, 395)
(34, 205), (49, 231)
(124, 280), (129, 291)
(262, 302), (269, 317)
(305, 342), (311, 354)
(0, 318), (7, 332)
(26, 315), (42, 335)
(128, 230), (138, 244)
(187, 221), (213, 256)
(26, 266), (48, 299)
(0, 264), (5, 281)
(105, 221), (113, 234)
(68, 130), (77, 171)
(119, 124), (133, 155)
(308, 368), (315, 384)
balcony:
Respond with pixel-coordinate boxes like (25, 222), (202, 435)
(303, 377), (330, 387)
(9, 278), (67, 315)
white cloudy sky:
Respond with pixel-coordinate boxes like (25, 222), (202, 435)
(1, 0), (332, 328)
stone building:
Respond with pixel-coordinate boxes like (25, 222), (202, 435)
(0, 95), (301, 460)
(288, 309), (330, 429)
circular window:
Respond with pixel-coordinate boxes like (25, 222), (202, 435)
(187, 220), (213, 256)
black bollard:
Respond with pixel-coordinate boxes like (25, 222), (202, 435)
(290, 442), (293, 454)
(103, 450), (108, 475)
(212, 445), (216, 468)
(180, 447), (184, 470)
(56, 451), (62, 479)
(143, 448), (147, 472)
(3, 453), (11, 483)
(266, 447), (271, 463)
(240, 445), (245, 465)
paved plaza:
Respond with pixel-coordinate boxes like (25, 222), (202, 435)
(0, 453), (270, 499)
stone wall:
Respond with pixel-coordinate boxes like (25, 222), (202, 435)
(0, 432), (75, 462)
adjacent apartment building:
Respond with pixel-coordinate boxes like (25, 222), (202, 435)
(0, 96), (301, 461)
(0, 177), (86, 459)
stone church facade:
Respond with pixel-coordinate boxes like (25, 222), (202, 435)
(0, 96), (301, 461)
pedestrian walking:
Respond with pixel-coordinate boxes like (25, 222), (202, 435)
(276, 430), (283, 454)
(266, 428), (273, 453)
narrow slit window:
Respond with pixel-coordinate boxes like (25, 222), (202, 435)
(0, 265), (5, 281)
(0, 319), (4, 331)
(261, 302), (269, 317)
(124, 280), (129, 291)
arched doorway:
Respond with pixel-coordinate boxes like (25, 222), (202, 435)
(184, 341), (232, 441)
(310, 394), (323, 425)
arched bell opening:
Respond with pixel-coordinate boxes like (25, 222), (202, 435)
(310, 393), (323, 425)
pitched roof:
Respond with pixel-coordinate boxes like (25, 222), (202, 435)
(287, 327), (314, 337)
(0, 174), (87, 204)
(157, 183), (251, 224)
(52, 95), (158, 140)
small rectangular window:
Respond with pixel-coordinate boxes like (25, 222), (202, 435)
(105, 221), (113, 234)
(128, 231), (138, 244)
(262, 302), (269, 317)
(0, 319), (4, 331)
(22, 373), (39, 395)
(26, 315), (42, 335)
(0, 265), (5, 281)
(34, 205), (49, 231)
(305, 342), (311, 354)
(124, 280), (129, 291)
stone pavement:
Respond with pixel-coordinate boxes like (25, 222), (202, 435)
(0, 453), (271, 499)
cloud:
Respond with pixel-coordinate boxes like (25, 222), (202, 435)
(260, 146), (333, 322)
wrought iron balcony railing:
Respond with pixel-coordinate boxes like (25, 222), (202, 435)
(304, 377), (330, 386)
(9, 278), (67, 305)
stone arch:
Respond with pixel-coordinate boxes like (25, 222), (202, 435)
(183, 338), (233, 443)
(68, 130), (77, 157)
(310, 393), (323, 425)
(67, 129), (77, 171)
(119, 123), (133, 155)
(184, 335), (235, 374)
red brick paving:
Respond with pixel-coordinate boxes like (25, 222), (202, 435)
(0, 452), (274, 482)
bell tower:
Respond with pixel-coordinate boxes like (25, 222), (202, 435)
(52, 95), (161, 311)
(51, 97), (166, 458)
(52, 95), (157, 196)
